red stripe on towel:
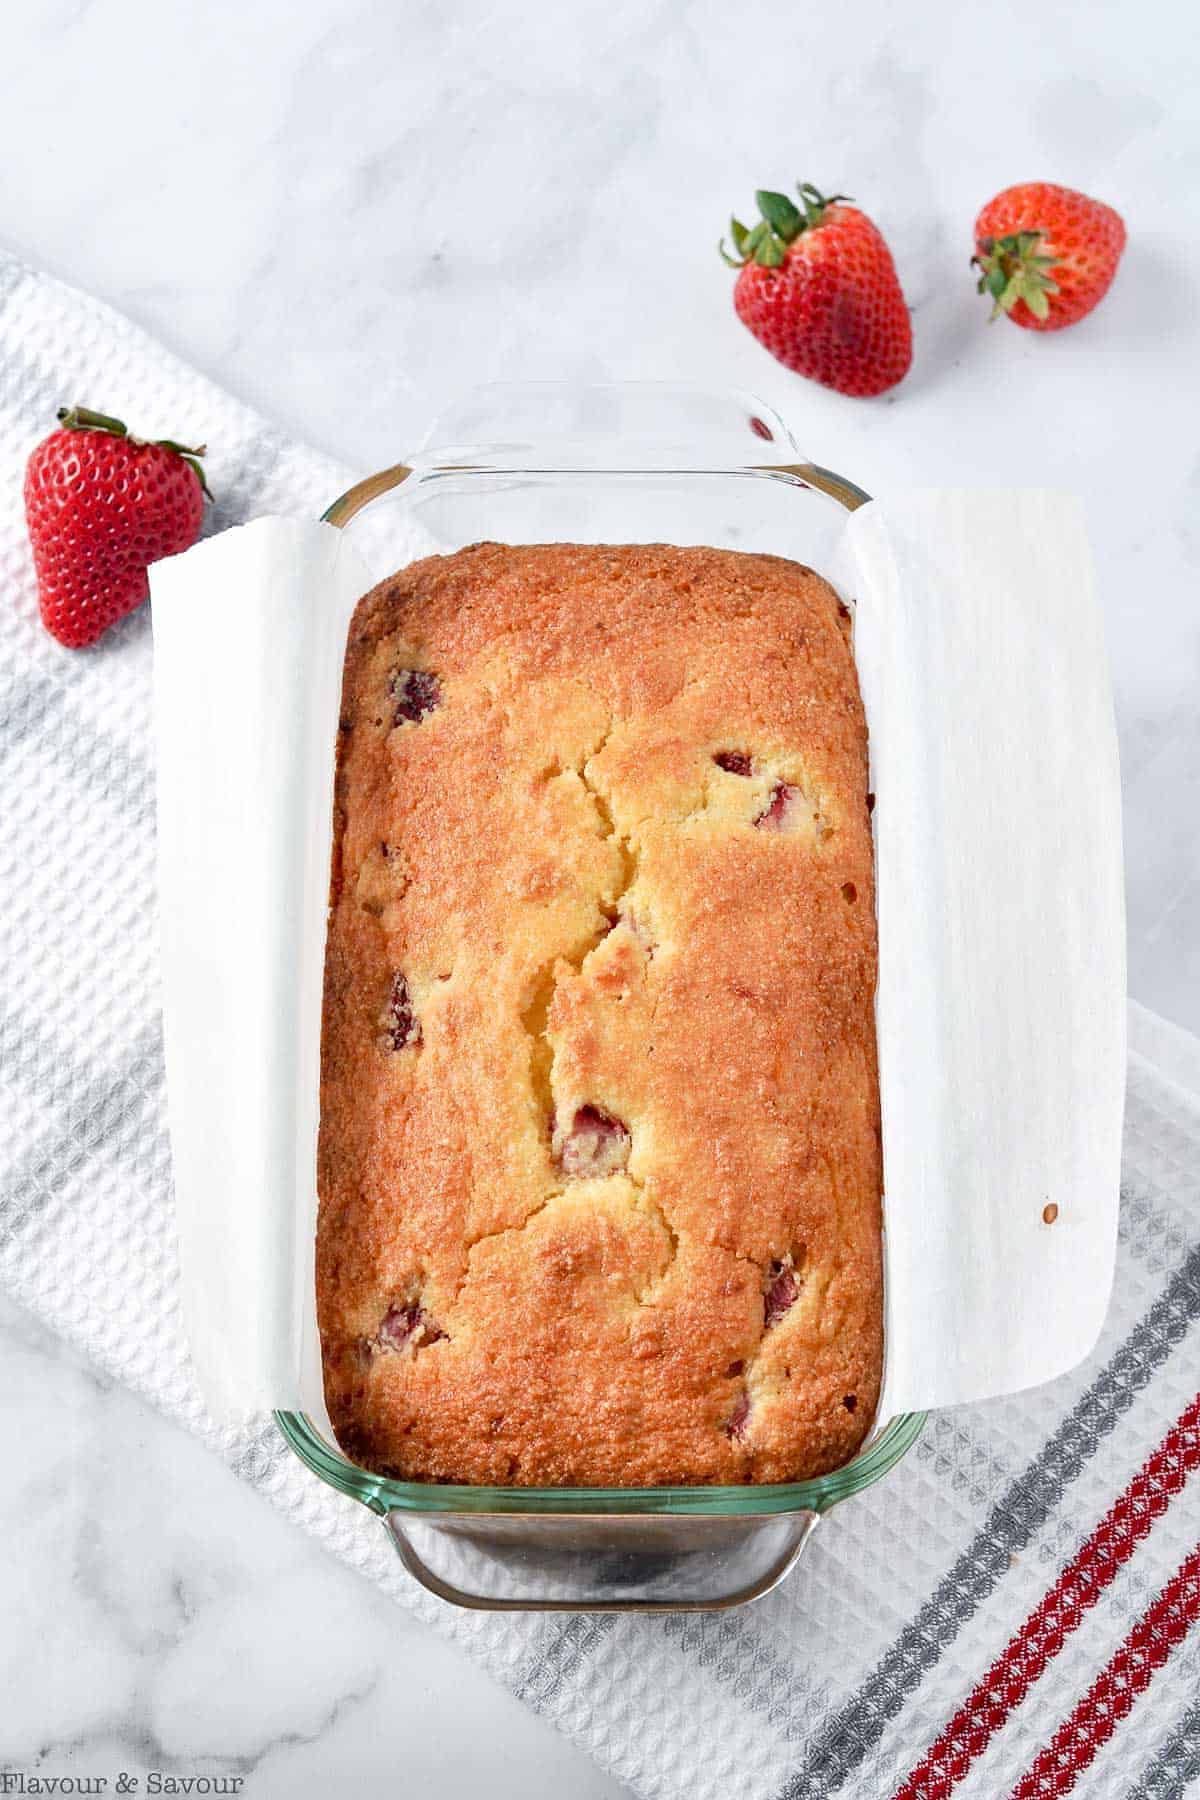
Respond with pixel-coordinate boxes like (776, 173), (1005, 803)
(892, 1394), (1200, 1800)
(1009, 1541), (1200, 1798)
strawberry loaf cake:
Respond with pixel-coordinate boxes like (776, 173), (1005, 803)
(316, 542), (883, 1486)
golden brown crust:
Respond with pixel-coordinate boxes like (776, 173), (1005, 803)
(316, 542), (882, 1486)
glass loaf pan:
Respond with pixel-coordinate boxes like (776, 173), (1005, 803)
(277, 383), (924, 1611)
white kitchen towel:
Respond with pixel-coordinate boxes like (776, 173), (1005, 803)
(0, 249), (1197, 1800)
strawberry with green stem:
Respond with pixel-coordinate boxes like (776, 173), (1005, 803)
(972, 183), (1126, 330)
(720, 182), (912, 397)
(25, 405), (210, 648)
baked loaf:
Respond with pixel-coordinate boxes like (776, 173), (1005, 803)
(317, 542), (882, 1486)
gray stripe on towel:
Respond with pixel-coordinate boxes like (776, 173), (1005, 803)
(0, 255), (32, 316)
(0, 669), (61, 752)
(662, 1610), (826, 1741)
(517, 1614), (619, 1708)
(0, 1019), (165, 1243)
(0, 1001), (119, 1119)
(204, 425), (293, 536)
(0, 668), (155, 822)
(1125, 1692), (1200, 1800)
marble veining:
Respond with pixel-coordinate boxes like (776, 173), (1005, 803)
(0, 1295), (625, 1798)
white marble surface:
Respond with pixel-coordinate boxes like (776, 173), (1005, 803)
(0, 1296), (626, 1798)
(0, 0), (1197, 1794)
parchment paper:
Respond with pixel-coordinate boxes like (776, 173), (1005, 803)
(151, 493), (1125, 1426)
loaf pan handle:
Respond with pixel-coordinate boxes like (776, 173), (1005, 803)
(383, 1508), (820, 1612)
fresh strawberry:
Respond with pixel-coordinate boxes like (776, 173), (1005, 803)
(25, 406), (210, 648)
(972, 183), (1126, 331)
(721, 183), (912, 397)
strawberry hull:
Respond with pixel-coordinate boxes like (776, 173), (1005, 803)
(973, 182), (1127, 331)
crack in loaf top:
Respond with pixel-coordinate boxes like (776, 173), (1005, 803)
(316, 541), (883, 1487)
